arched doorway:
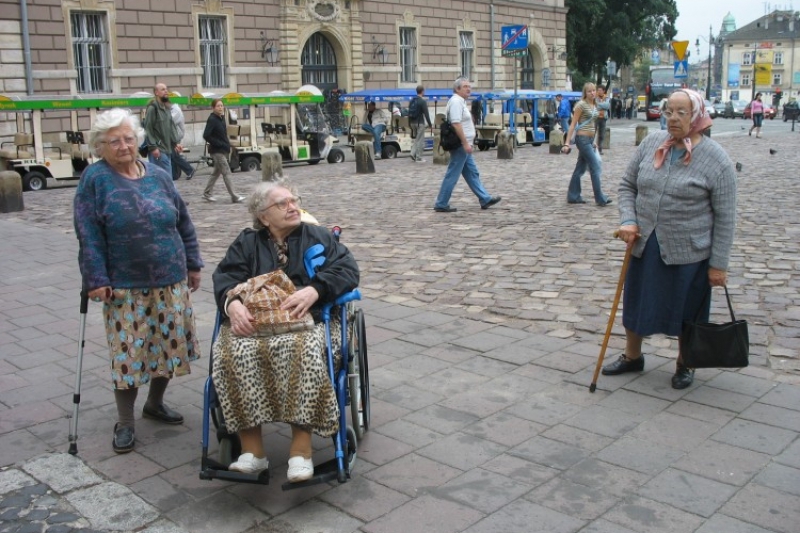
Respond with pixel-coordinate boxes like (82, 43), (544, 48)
(301, 33), (338, 91)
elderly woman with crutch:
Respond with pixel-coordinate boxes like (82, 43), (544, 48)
(73, 108), (204, 453)
(599, 89), (737, 390)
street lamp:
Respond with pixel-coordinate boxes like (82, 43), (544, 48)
(696, 24), (716, 98)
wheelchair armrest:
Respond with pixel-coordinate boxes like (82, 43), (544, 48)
(320, 289), (361, 321)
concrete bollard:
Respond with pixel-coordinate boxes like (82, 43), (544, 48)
(549, 130), (563, 154)
(496, 131), (515, 159)
(602, 129), (611, 150)
(635, 125), (649, 146)
(355, 141), (375, 174)
(260, 151), (283, 181)
(433, 136), (450, 165)
(0, 171), (24, 213)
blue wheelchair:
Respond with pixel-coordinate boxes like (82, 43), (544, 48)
(199, 230), (370, 489)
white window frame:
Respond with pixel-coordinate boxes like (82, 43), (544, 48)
(742, 52), (752, 65)
(199, 15), (228, 89)
(459, 31), (474, 79)
(399, 27), (417, 84)
(773, 73), (782, 85)
(741, 74), (751, 87)
(70, 11), (110, 94)
(774, 51), (784, 65)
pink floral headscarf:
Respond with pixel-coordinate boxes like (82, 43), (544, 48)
(653, 88), (714, 169)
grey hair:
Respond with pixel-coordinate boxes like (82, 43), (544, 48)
(89, 108), (145, 158)
(248, 179), (298, 230)
(453, 76), (470, 92)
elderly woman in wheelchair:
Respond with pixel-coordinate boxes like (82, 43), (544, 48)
(211, 180), (359, 483)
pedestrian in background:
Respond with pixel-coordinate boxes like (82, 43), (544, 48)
(749, 92), (764, 138)
(144, 82), (180, 175)
(361, 101), (389, 159)
(202, 99), (245, 203)
(433, 77), (501, 213)
(74, 108), (203, 454)
(556, 94), (572, 144)
(595, 86), (610, 155)
(562, 82), (612, 207)
(603, 89), (736, 389)
(409, 85), (432, 163)
(169, 96), (195, 181)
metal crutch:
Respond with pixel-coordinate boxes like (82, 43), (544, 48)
(68, 289), (89, 454)
(589, 237), (633, 393)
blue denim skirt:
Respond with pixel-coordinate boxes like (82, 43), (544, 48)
(622, 233), (711, 337)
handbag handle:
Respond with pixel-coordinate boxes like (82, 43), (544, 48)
(694, 285), (737, 322)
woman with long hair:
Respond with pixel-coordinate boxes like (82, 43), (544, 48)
(562, 82), (612, 206)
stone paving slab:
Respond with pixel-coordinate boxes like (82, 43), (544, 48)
(2, 125), (800, 532)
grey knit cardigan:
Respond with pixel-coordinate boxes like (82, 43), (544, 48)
(618, 131), (737, 271)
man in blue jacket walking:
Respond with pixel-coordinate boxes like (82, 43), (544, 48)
(556, 94), (572, 145)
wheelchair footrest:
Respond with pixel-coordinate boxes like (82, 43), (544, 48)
(280, 457), (346, 491)
(200, 457), (270, 485)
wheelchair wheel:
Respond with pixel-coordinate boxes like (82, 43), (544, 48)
(345, 425), (357, 480)
(348, 306), (370, 440)
(218, 433), (241, 468)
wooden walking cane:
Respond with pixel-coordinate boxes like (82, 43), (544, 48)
(589, 235), (633, 393)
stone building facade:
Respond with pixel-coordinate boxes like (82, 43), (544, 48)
(0, 0), (567, 142)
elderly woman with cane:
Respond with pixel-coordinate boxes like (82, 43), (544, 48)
(74, 108), (204, 453)
(601, 89), (737, 389)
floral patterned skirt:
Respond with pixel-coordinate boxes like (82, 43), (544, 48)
(103, 281), (200, 389)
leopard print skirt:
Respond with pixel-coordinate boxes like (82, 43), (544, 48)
(211, 319), (342, 437)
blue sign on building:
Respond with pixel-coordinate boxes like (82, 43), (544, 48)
(501, 25), (529, 51)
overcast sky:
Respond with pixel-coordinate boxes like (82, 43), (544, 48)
(674, 0), (788, 62)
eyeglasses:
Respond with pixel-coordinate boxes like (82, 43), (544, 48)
(265, 196), (302, 211)
(662, 109), (691, 119)
(102, 136), (138, 149)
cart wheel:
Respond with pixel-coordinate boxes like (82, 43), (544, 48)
(478, 142), (490, 151)
(382, 144), (398, 159)
(327, 148), (345, 164)
(22, 171), (47, 192)
(240, 156), (260, 172)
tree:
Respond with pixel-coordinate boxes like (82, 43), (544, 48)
(565, 0), (678, 85)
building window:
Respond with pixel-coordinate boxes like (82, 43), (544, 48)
(399, 27), (417, 83)
(301, 33), (338, 90)
(741, 74), (751, 87)
(774, 52), (784, 65)
(459, 31), (474, 79)
(742, 52), (752, 65)
(71, 12), (110, 94)
(773, 73), (782, 85)
(199, 16), (227, 88)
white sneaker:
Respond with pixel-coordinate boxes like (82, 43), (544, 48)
(228, 452), (269, 473)
(415, 158), (427, 163)
(287, 456), (314, 483)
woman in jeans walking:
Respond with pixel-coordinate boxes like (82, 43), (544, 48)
(562, 82), (612, 207)
(202, 99), (245, 203)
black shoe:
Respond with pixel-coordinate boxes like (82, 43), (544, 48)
(481, 196), (502, 209)
(112, 423), (135, 454)
(671, 365), (695, 389)
(142, 403), (184, 425)
(568, 199), (587, 204)
(186, 172), (194, 181)
(601, 354), (645, 375)
(597, 199), (613, 207)
(434, 206), (457, 213)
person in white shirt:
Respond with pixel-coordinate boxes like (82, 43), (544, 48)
(360, 102), (389, 159)
(432, 77), (501, 213)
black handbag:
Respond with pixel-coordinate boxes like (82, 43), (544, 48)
(680, 286), (749, 368)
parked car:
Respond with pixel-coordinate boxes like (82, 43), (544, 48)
(783, 100), (800, 121)
(645, 104), (661, 121)
(713, 102), (727, 117)
(723, 100), (747, 118)
(744, 102), (776, 120)
(704, 100), (717, 118)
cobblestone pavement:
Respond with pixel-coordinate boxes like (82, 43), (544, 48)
(1, 120), (799, 533)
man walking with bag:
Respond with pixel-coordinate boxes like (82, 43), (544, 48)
(433, 77), (501, 213)
(409, 85), (432, 163)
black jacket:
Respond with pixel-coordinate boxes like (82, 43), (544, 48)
(203, 113), (230, 155)
(212, 224), (360, 318)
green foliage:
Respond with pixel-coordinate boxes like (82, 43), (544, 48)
(565, 0), (677, 83)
